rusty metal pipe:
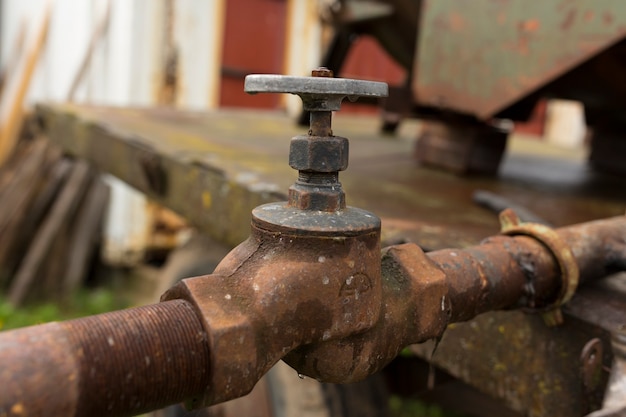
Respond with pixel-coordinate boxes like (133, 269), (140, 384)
(387, 214), (626, 333)
(428, 235), (560, 323)
(1, 216), (625, 416)
(286, 215), (626, 383)
(557, 217), (626, 280)
(257, 215), (625, 384)
(427, 215), (626, 323)
(0, 300), (211, 417)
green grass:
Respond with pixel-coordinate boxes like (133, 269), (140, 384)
(0, 288), (128, 330)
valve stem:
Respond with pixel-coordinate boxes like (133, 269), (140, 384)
(309, 67), (334, 137)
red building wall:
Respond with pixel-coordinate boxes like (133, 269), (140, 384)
(219, 3), (404, 112)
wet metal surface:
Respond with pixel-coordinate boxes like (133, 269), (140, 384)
(410, 310), (612, 416)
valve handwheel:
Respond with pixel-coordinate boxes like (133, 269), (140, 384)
(244, 70), (388, 112)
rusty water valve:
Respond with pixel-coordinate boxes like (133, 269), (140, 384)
(159, 70), (389, 405)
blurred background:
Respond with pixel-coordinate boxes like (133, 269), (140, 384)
(0, 0), (409, 271)
(0, 0), (596, 276)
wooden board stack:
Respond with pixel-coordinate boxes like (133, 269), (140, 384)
(0, 137), (109, 306)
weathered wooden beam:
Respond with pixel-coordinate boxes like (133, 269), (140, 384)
(8, 160), (92, 306)
(0, 140), (50, 285)
(63, 177), (109, 294)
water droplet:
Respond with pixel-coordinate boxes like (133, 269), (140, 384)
(451, 252), (458, 257)
(298, 373), (305, 380)
(318, 256), (326, 263)
(428, 335), (444, 390)
(322, 330), (331, 341)
(253, 284), (260, 292)
(224, 294), (231, 300)
(346, 276), (354, 285)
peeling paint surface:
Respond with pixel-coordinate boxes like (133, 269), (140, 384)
(416, 0), (626, 118)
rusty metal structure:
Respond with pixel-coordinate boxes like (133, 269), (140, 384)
(0, 71), (625, 417)
(322, 0), (626, 175)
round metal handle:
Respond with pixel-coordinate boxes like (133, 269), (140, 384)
(244, 74), (388, 111)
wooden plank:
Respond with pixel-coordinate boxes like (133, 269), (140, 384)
(0, 139), (50, 286)
(0, 6), (51, 165)
(29, 159), (75, 300)
(1, 157), (73, 281)
(0, 138), (35, 201)
(25, 158), (73, 233)
(40, 211), (72, 300)
(0, 148), (68, 280)
(63, 176), (109, 294)
(8, 160), (92, 306)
